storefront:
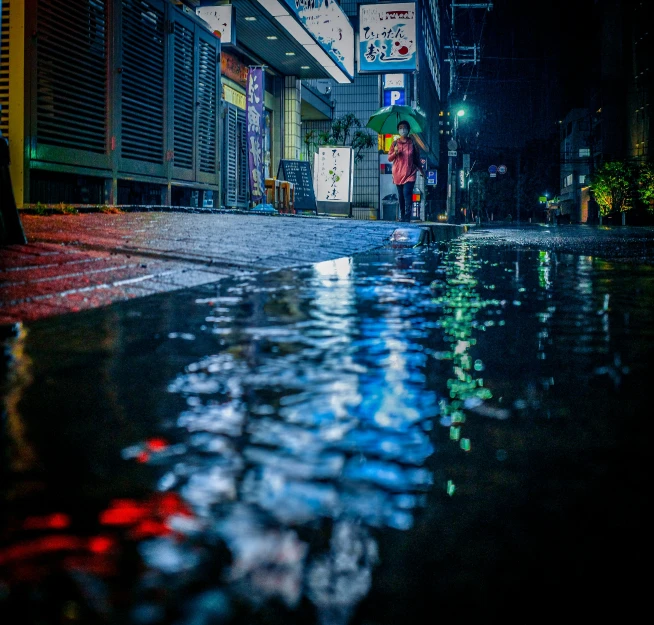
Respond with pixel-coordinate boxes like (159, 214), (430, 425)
(199, 0), (353, 209)
(220, 51), (274, 208)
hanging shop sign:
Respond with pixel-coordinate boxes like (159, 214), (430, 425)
(222, 52), (248, 87)
(196, 4), (235, 44)
(280, 0), (354, 80)
(359, 2), (417, 74)
(246, 67), (265, 205)
(316, 147), (354, 202)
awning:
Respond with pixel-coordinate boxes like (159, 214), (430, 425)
(222, 0), (354, 83)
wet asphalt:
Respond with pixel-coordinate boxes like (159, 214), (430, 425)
(2, 211), (654, 324)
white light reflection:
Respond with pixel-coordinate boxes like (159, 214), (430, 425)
(129, 257), (437, 621)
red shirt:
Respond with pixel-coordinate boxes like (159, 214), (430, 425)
(388, 137), (419, 185)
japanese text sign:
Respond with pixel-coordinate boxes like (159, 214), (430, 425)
(359, 2), (417, 74)
(316, 147), (353, 202)
(246, 67), (265, 204)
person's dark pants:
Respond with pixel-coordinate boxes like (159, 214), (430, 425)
(396, 180), (415, 222)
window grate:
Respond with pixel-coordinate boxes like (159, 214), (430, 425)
(0, 0), (9, 139)
(36, 0), (107, 153)
(173, 22), (194, 170)
(197, 40), (216, 174)
(237, 111), (247, 199)
(223, 104), (238, 206)
(121, 0), (164, 163)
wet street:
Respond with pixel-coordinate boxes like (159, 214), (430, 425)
(1, 225), (651, 624)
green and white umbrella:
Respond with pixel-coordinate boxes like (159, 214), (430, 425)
(366, 104), (426, 135)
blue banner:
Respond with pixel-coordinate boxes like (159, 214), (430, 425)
(246, 67), (265, 204)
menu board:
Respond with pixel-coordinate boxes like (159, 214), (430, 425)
(277, 160), (317, 213)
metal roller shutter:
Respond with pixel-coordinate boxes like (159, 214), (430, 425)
(35, 0), (107, 152)
(197, 39), (216, 174)
(237, 108), (247, 201)
(121, 0), (164, 163)
(223, 103), (238, 206)
(173, 21), (194, 171)
(0, 0), (9, 139)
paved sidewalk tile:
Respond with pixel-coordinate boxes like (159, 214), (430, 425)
(1, 212), (401, 323)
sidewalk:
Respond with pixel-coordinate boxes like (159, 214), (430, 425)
(0, 211), (412, 324)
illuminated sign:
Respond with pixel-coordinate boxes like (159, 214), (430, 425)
(383, 73), (405, 89)
(221, 52), (248, 87)
(316, 147), (354, 202)
(459, 169), (465, 189)
(359, 2), (417, 74)
(196, 5), (235, 44)
(280, 0), (354, 80)
(222, 84), (246, 110)
(383, 89), (406, 105)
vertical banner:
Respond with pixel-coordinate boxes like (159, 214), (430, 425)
(246, 67), (264, 205)
(359, 3), (417, 74)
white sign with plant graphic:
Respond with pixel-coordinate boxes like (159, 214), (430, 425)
(316, 147), (353, 202)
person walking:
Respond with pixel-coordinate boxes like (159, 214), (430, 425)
(387, 120), (425, 223)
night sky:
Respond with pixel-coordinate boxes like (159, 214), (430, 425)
(452, 0), (597, 149)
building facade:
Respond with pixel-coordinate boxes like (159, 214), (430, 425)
(2, 0), (443, 216)
(557, 1), (652, 223)
(559, 108), (593, 223)
(302, 0), (443, 219)
(1, 0), (223, 208)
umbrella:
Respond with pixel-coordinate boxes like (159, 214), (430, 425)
(365, 104), (426, 135)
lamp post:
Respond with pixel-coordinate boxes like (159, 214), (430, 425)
(446, 108), (466, 223)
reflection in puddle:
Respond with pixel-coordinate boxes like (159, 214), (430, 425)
(133, 254), (439, 622)
(1, 240), (653, 623)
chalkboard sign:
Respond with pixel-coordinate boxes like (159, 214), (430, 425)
(277, 160), (317, 213)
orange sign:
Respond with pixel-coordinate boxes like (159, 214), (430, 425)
(221, 52), (248, 87)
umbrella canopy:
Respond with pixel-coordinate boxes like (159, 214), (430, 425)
(366, 104), (426, 135)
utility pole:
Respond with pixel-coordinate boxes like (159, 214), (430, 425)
(446, 2), (494, 98)
(445, 2), (493, 223)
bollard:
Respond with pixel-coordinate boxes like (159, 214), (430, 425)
(0, 135), (27, 245)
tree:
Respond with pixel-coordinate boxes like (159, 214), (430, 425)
(636, 162), (654, 211)
(304, 113), (375, 163)
(589, 161), (635, 217)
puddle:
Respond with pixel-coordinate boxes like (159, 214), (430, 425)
(1, 239), (651, 623)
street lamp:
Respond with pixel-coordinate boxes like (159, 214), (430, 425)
(448, 107), (468, 223)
